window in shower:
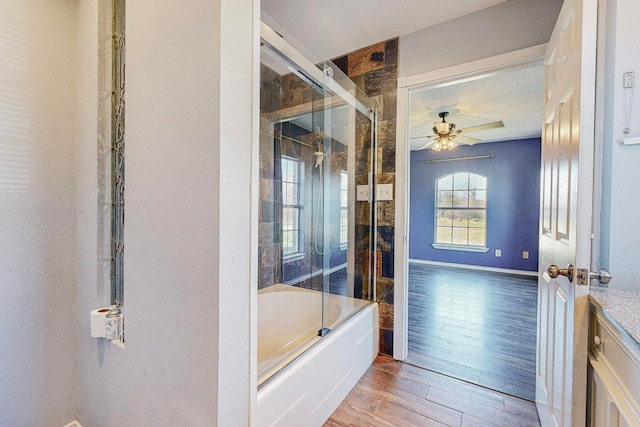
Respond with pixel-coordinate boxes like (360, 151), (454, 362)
(282, 156), (303, 257)
(339, 170), (348, 249)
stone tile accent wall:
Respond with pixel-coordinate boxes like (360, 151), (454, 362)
(333, 38), (398, 355)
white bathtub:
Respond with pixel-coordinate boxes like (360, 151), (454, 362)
(256, 284), (379, 427)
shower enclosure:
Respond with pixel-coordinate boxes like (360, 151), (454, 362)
(258, 23), (377, 386)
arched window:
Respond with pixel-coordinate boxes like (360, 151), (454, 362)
(435, 172), (487, 248)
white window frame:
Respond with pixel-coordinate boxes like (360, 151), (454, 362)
(432, 171), (489, 252)
(339, 170), (348, 250)
(282, 156), (304, 259)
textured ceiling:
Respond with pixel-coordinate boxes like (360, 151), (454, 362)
(261, 0), (507, 61)
(409, 64), (544, 150)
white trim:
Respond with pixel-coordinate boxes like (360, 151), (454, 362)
(393, 76), (409, 361)
(250, 2), (261, 424)
(431, 244), (490, 253)
(409, 259), (538, 277)
(395, 45), (548, 361)
(401, 44), (547, 89)
(61, 422), (83, 427)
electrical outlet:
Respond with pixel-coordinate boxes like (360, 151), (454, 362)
(356, 185), (370, 202)
(624, 71), (635, 88)
(495, 249), (502, 257)
(523, 251), (529, 259)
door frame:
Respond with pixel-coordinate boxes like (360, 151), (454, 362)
(393, 44), (548, 360)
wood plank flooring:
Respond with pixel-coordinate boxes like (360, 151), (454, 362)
(324, 355), (541, 426)
(407, 263), (538, 401)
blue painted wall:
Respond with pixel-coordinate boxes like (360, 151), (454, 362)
(409, 138), (541, 271)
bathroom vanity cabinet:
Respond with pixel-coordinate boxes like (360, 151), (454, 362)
(588, 300), (640, 426)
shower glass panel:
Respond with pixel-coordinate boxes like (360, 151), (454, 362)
(258, 25), (376, 386)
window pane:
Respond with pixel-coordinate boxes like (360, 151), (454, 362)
(469, 173), (486, 190)
(341, 171), (348, 188)
(469, 189), (486, 207)
(283, 183), (291, 205)
(469, 228), (485, 246)
(283, 231), (293, 254)
(437, 174), (453, 191)
(292, 208), (299, 230)
(282, 159), (291, 182)
(452, 227), (468, 245)
(467, 209), (486, 226)
(340, 209), (348, 245)
(453, 210), (468, 227)
(436, 210), (456, 226)
(437, 191), (453, 208)
(282, 207), (292, 228)
(452, 191), (468, 208)
(453, 172), (469, 190)
(436, 226), (452, 244)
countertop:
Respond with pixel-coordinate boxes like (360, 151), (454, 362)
(589, 286), (640, 349)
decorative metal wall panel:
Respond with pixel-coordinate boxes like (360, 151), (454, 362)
(111, 0), (125, 307)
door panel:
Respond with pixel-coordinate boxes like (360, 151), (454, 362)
(536, 0), (597, 425)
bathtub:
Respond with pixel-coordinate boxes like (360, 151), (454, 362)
(256, 284), (379, 427)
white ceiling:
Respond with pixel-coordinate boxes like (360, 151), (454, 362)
(409, 64), (544, 150)
(261, 0), (507, 61)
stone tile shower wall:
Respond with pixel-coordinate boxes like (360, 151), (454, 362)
(333, 38), (398, 355)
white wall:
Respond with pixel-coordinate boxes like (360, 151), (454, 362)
(75, 0), (257, 425)
(0, 1), (78, 425)
(599, 0), (640, 290)
(399, 0), (562, 77)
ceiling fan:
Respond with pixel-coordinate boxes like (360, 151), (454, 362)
(411, 112), (505, 151)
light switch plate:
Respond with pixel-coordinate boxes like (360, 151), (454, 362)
(356, 185), (370, 202)
(376, 184), (393, 201)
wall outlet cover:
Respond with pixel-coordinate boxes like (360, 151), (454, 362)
(495, 249), (502, 257)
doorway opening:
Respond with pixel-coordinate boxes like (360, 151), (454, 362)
(396, 48), (546, 401)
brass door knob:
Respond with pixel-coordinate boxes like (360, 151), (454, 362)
(547, 264), (574, 282)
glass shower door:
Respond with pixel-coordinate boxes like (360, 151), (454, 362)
(258, 44), (327, 384)
(258, 25), (376, 386)
(319, 60), (376, 336)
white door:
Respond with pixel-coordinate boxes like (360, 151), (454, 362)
(536, 0), (598, 425)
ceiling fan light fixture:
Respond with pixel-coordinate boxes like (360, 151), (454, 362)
(434, 121), (450, 134)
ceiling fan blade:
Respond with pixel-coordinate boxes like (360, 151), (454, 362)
(415, 140), (436, 150)
(455, 135), (481, 145)
(410, 134), (436, 140)
(459, 120), (504, 134)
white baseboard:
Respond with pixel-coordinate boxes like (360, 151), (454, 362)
(62, 421), (82, 427)
(409, 258), (538, 277)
